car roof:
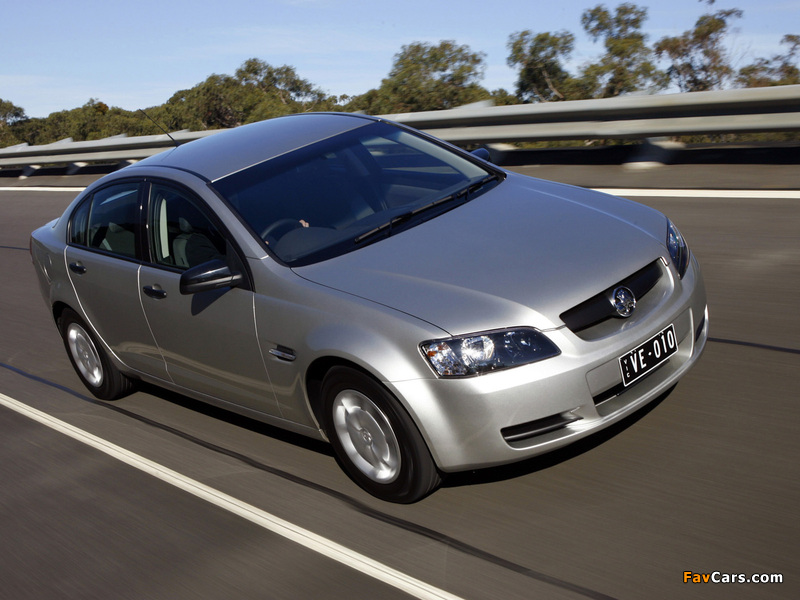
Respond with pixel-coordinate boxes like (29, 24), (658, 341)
(135, 112), (378, 183)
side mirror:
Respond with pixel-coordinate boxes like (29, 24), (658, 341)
(179, 259), (243, 295)
(471, 147), (492, 163)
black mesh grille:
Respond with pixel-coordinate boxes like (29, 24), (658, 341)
(560, 260), (662, 333)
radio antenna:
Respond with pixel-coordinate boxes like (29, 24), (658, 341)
(139, 109), (178, 147)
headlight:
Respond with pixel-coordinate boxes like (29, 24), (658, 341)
(421, 328), (560, 377)
(666, 218), (690, 278)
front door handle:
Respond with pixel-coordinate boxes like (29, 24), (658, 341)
(68, 262), (87, 274)
(142, 285), (168, 299)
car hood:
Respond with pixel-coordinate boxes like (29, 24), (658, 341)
(294, 174), (669, 335)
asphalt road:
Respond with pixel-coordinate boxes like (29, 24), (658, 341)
(1, 184), (798, 600)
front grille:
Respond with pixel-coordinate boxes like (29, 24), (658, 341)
(560, 260), (662, 333)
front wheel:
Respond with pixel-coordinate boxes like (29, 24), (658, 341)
(59, 308), (135, 400)
(322, 367), (441, 503)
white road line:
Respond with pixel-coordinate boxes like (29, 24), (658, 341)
(594, 188), (800, 199)
(0, 392), (464, 600)
(3, 186), (799, 199)
(0, 187), (85, 192)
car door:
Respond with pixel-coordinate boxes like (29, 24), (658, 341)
(65, 181), (169, 379)
(137, 181), (281, 417)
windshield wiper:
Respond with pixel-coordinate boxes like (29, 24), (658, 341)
(354, 173), (501, 245)
(464, 172), (501, 196)
(354, 210), (417, 244)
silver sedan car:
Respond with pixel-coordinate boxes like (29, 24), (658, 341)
(30, 113), (708, 502)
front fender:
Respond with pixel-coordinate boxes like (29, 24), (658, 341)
(252, 269), (447, 430)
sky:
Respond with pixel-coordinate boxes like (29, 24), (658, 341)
(3, 0), (797, 118)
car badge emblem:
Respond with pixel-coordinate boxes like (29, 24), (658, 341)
(612, 286), (636, 318)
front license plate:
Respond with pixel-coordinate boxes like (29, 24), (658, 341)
(619, 324), (678, 387)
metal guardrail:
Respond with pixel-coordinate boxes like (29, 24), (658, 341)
(1, 85), (799, 171)
(0, 130), (220, 172)
(384, 84), (800, 143)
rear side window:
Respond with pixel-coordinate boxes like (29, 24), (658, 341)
(69, 182), (141, 259)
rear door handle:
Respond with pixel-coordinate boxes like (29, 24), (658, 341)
(142, 285), (168, 299)
(68, 262), (87, 274)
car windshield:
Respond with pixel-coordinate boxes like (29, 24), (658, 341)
(210, 121), (499, 266)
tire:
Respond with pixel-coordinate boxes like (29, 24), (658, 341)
(59, 308), (135, 400)
(321, 367), (441, 503)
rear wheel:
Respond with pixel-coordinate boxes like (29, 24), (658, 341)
(59, 308), (135, 400)
(322, 367), (441, 503)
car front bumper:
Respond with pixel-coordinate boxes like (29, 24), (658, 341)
(389, 258), (708, 473)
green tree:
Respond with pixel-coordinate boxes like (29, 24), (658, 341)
(2, 58), (345, 146)
(0, 99), (26, 126)
(654, 5), (743, 91)
(578, 3), (664, 98)
(349, 41), (489, 113)
(160, 59), (341, 130)
(0, 99), (27, 147)
(488, 88), (520, 106)
(70, 99), (110, 140)
(163, 74), (258, 130)
(10, 99), (150, 146)
(737, 34), (800, 87)
(507, 31), (577, 102)
(235, 58), (332, 112)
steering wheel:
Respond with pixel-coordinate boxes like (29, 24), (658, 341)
(260, 218), (303, 242)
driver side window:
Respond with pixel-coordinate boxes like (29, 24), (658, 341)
(148, 184), (226, 269)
